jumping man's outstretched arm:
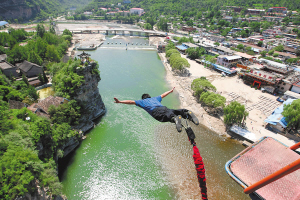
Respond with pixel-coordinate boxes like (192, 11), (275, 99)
(114, 97), (136, 105)
(161, 87), (175, 99)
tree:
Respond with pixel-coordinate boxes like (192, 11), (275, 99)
(144, 23), (152, 30)
(0, 46), (6, 54)
(268, 49), (275, 56)
(166, 49), (180, 58)
(282, 99), (300, 130)
(199, 91), (226, 108)
(36, 24), (45, 38)
(186, 48), (199, 59)
(165, 42), (176, 52)
(169, 56), (190, 71)
(46, 45), (60, 62)
(62, 29), (72, 36)
(49, 26), (56, 34)
(22, 74), (29, 86)
(191, 77), (216, 98)
(260, 50), (267, 57)
(186, 20), (193, 27)
(257, 41), (263, 47)
(214, 42), (220, 46)
(35, 37), (48, 59)
(274, 44), (284, 52)
(237, 44), (244, 50)
(28, 50), (43, 66)
(205, 55), (216, 68)
(224, 101), (249, 126)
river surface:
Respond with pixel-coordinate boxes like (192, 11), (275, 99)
(60, 43), (250, 199)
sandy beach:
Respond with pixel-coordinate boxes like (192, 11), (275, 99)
(159, 53), (298, 146)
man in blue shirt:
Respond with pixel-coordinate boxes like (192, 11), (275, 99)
(113, 87), (199, 132)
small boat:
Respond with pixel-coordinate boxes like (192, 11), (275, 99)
(145, 43), (147, 45)
(107, 42), (109, 44)
(136, 42), (138, 45)
(132, 43), (133, 45)
(120, 42), (122, 44)
(115, 42), (117, 44)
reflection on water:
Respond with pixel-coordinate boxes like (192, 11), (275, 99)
(38, 87), (55, 99)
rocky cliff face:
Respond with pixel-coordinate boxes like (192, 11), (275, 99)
(72, 62), (106, 133)
(0, 0), (40, 20)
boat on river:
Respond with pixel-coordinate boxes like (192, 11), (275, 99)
(77, 44), (97, 51)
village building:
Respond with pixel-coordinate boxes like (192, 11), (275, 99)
(291, 81), (300, 94)
(211, 46), (235, 55)
(0, 61), (18, 78)
(181, 26), (196, 32)
(0, 54), (7, 62)
(18, 60), (43, 78)
(247, 9), (265, 15)
(27, 96), (69, 118)
(210, 35), (226, 43)
(217, 55), (242, 68)
(8, 100), (26, 110)
(130, 8), (144, 16)
(265, 99), (294, 133)
(267, 7), (288, 14)
(283, 91), (300, 100)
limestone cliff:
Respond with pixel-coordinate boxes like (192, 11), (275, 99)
(0, 0), (40, 20)
(72, 62), (106, 133)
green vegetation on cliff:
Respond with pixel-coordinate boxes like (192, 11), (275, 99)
(0, 26), (91, 199)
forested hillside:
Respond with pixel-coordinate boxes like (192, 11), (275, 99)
(0, 0), (92, 22)
(84, 0), (300, 16)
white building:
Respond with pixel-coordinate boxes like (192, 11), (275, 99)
(130, 8), (144, 16)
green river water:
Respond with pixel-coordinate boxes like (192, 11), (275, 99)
(60, 39), (250, 199)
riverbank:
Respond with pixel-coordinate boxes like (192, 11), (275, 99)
(158, 53), (298, 146)
(158, 53), (228, 136)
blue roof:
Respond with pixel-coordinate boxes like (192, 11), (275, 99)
(294, 68), (300, 72)
(0, 21), (8, 26)
(176, 45), (187, 51)
(264, 98), (295, 128)
(213, 64), (236, 74)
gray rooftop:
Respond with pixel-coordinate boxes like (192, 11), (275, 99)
(18, 60), (42, 72)
(0, 61), (15, 70)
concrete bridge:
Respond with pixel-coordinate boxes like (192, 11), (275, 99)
(68, 28), (167, 37)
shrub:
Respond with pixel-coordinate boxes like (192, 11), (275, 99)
(191, 78), (216, 98)
(199, 91), (226, 108)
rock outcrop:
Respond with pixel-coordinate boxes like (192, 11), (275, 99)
(0, 0), (40, 20)
(72, 62), (106, 133)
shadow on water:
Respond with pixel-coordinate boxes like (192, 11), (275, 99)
(58, 114), (106, 181)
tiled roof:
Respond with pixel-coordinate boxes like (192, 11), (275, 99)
(0, 61), (15, 70)
(8, 100), (26, 109)
(19, 60), (42, 72)
(0, 54), (7, 61)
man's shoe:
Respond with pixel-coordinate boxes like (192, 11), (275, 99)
(186, 111), (199, 125)
(173, 115), (182, 132)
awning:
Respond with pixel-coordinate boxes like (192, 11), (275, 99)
(224, 55), (242, 61)
(176, 45), (187, 51)
(213, 64), (237, 74)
